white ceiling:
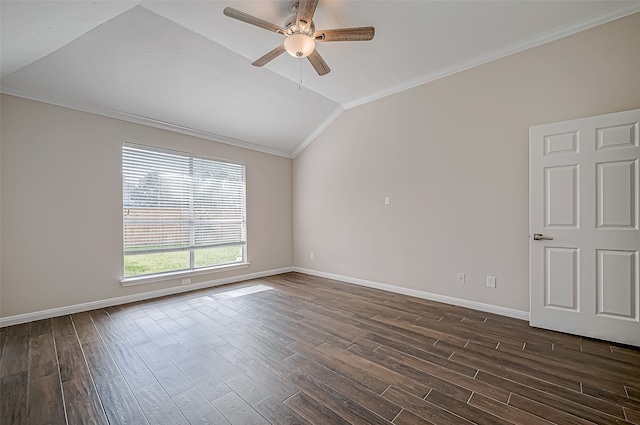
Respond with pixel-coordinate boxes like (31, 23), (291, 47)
(2, 1), (639, 158)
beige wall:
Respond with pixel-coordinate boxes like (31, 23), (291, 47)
(0, 95), (292, 318)
(293, 13), (640, 313)
(2, 13), (639, 320)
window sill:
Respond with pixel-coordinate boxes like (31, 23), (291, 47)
(120, 262), (250, 287)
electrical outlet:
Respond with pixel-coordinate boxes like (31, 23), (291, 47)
(309, 252), (315, 260)
(182, 278), (192, 285)
(457, 273), (465, 284)
(487, 276), (496, 288)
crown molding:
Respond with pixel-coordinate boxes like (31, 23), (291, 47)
(0, 85), (293, 159)
(5, 4), (638, 161)
(291, 105), (344, 158)
(342, 4), (640, 110)
(292, 4), (640, 156)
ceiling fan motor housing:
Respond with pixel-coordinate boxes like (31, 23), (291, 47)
(284, 14), (315, 36)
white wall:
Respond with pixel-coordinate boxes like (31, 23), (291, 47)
(0, 95), (292, 318)
(293, 13), (640, 313)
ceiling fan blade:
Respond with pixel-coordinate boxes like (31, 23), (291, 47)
(223, 7), (286, 35)
(297, 0), (319, 30)
(307, 49), (331, 76)
(314, 26), (375, 42)
(252, 44), (287, 67)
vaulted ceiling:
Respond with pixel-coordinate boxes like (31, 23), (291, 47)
(2, 1), (638, 158)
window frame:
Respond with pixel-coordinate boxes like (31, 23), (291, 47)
(121, 142), (248, 284)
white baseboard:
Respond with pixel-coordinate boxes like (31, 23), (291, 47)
(0, 267), (294, 327)
(0, 266), (529, 327)
(292, 267), (530, 321)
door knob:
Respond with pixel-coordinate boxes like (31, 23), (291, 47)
(533, 233), (553, 241)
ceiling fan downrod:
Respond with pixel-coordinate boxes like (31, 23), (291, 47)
(285, 2), (315, 36)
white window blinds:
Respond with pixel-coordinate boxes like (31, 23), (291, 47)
(122, 144), (246, 255)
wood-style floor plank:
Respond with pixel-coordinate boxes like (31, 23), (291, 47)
(0, 371), (28, 425)
(285, 353), (402, 421)
(62, 376), (109, 425)
(215, 342), (297, 401)
(287, 370), (393, 425)
(134, 382), (189, 425)
(212, 392), (269, 425)
(476, 370), (627, 421)
(80, 337), (121, 384)
(508, 393), (598, 425)
(425, 389), (513, 425)
(54, 333), (89, 384)
(155, 317), (209, 351)
(392, 409), (438, 425)
(132, 314), (179, 348)
(342, 342), (469, 400)
(0, 328), (8, 364)
(284, 391), (352, 425)
(582, 385), (640, 412)
(28, 333), (58, 381)
(220, 329), (297, 378)
(190, 345), (271, 405)
(361, 333), (475, 376)
(106, 305), (152, 346)
(51, 316), (75, 339)
(27, 374), (66, 425)
(29, 319), (52, 337)
(372, 344), (510, 403)
(107, 338), (157, 390)
(71, 311), (101, 342)
(627, 385), (640, 401)
(287, 340), (392, 395)
(382, 385), (471, 425)
(162, 343), (232, 402)
(0, 324), (30, 378)
(253, 395), (312, 425)
(89, 309), (125, 344)
(173, 387), (231, 425)
(625, 407), (640, 424)
(468, 392), (555, 425)
(95, 376), (150, 425)
(0, 272), (638, 425)
(175, 316), (227, 348)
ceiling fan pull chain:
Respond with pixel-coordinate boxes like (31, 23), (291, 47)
(299, 58), (303, 90)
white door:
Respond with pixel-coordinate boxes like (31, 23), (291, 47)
(530, 108), (640, 347)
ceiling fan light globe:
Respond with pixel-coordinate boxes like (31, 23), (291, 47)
(284, 33), (315, 58)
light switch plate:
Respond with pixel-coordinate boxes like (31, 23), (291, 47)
(487, 276), (496, 288)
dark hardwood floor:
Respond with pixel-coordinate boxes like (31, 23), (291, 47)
(1, 272), (639, 424)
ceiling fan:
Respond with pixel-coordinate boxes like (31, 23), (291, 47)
(223, 0), (375, 76)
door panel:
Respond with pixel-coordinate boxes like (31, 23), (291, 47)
(545, 165), (579, 228)
(544, 131), (579, 155)
(530, 108), (640, 347)
(596, 160), (637, 229)
(596, 122), (638, 150)
(544, 247), (579, 311)
(596, 249), (637, 319)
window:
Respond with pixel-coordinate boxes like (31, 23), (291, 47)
(122, 143), (246, 278)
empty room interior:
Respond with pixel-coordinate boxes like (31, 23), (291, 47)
(1, 1), (640, 424)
